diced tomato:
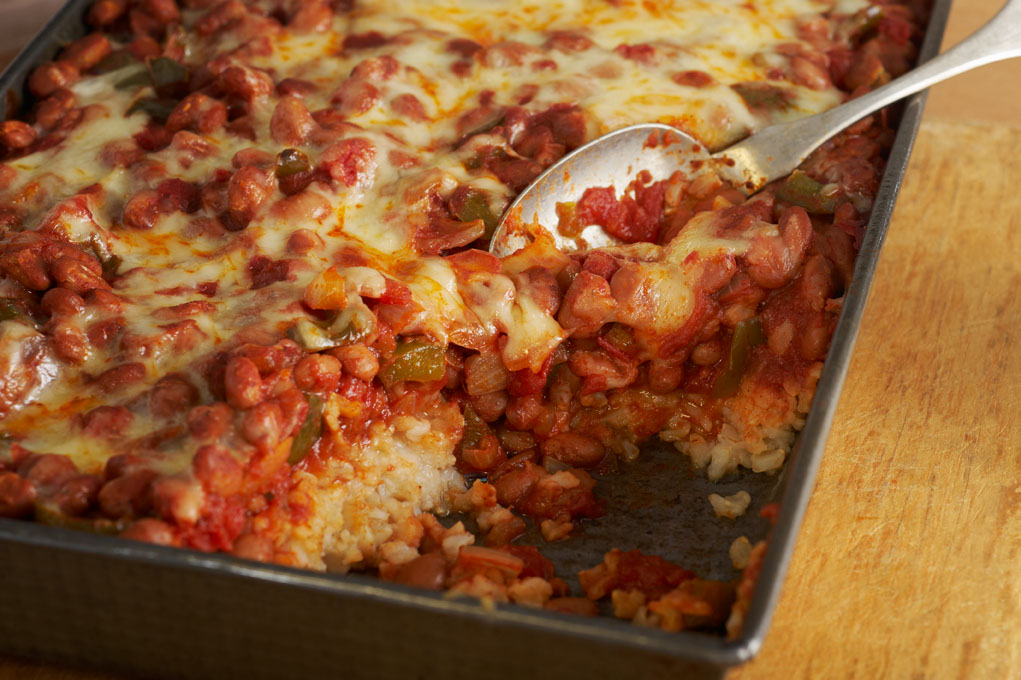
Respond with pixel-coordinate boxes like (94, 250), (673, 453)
(507, 352), (554, 397)
(178, 495), (245, 553)
(504, 545), (556, 580)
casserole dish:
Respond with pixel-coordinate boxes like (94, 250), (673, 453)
(0, 0), (950, 677)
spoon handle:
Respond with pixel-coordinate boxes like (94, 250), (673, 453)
(719, 0), (1021, 192)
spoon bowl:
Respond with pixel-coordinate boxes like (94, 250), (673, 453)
(490, 0), (1021, 257)
(493, 125), (715, 257)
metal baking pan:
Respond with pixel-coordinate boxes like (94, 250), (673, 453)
(0, 1), (951, 678)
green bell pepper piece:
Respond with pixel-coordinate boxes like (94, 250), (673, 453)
(712, 318), (766, 398)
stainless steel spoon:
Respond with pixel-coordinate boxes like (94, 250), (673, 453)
(490, 0), (1021, 257)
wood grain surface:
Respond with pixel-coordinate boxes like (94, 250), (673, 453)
(2, 1), (1019, 679)
(730, 119), (1021, 680)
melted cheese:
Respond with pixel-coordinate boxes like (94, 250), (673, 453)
(1, 0), (864, 476)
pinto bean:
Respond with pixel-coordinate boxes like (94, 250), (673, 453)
(82, 405), (134, 437)
(541, 432), (605, 468)
(192, 444), (242, 496)
(492, 460), (542, 507)
(798, 253), (836, 309)
(391, 551), (447, 590)
(289, 0), (332, 32)
(0, 121), (37, 150)
(88, 0), (128, 27)
(166, 93), (228, 135)
(120, 518), (177, 545)
(271, 194), (331, 227)
(504, 394), (544, 430)
(672, 70), (715, 88)
(51, 474), (102, 516)
(98, 469), (157, 517)
(464, 353), (511, 396)
(218, 65), (274, 101)
(580, 251), (619, 280)
(616, 42), (657, 64)
(744, 206), (812, 289)
(241, 401), (283, 449)
(515, 267), (561, 316)
(244, 344), (289, 376)
(224, 356), (263, 409)
(270, 96), (317, 146)
(19, 454), (78, 489)
(545, 31), (595, 53)
(274, 388), (307, 439)
(351, 55), (399, 81)
(200, 178), (229, 214)
(798, 312), (830, 362)
(102, 453), (140, 482)
(794, 256), (837, 361)
(568, 350), (638, 393)
(29, 62), (79, 98)
(286, 228), (321, 255)
(187, 402), (234, 440)
(330, 78), (380, 117)
(227, 165), (274, 228)
(558, 271), (615, 337)
(195, 0), (247, 36)
(61, 33), (113, 71)
(51, 323), (90, 364)
(151, 476), (204, 525)
(647, 359), (684, 394)
(121, 189), (161, 230)
(481, 40), (543, 68)
(0, 473), (37, 518)
(845, 52), (885, 91)
(96, 362), (146, 393)
(48, 248), (101, 275)
(690, 340), (723, 366)
(129, 8), (162, 38)
(497, 429), (536, 454)
(233, 343), (292, 376)
(293, 353), (342, 392)
(126, 35), (161, 60)
(0, 207), (19, 229)
(171, 131), (215, 161)
(99, 139), (144, 168)
(276, 78), (319, 98)
(765, 317), (794, 357)
(86, 317), (124, 350)
(232, 532), (274, 561)
(50, 256), (109, 295)
(790, 55), (830, 90)
(35, 89), (77, 130)
(141, 0), (180, 23)
(149, 374), (199, 418)
(342, 29), (387, 49)
(0, 247), (50, 290)
(331, 344), (379, 382)
(41, 288), (86, 317)
(230, 148), (271, 170)
(390, 93), (427, 121)
(320, 137), (376, 188)
(469, 390), (509, 423)
(87, 289), (123, 313)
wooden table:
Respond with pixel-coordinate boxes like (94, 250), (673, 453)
(2, 1), (1019, 678)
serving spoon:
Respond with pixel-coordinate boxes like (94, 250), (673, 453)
(490, 0), (1021, 257)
